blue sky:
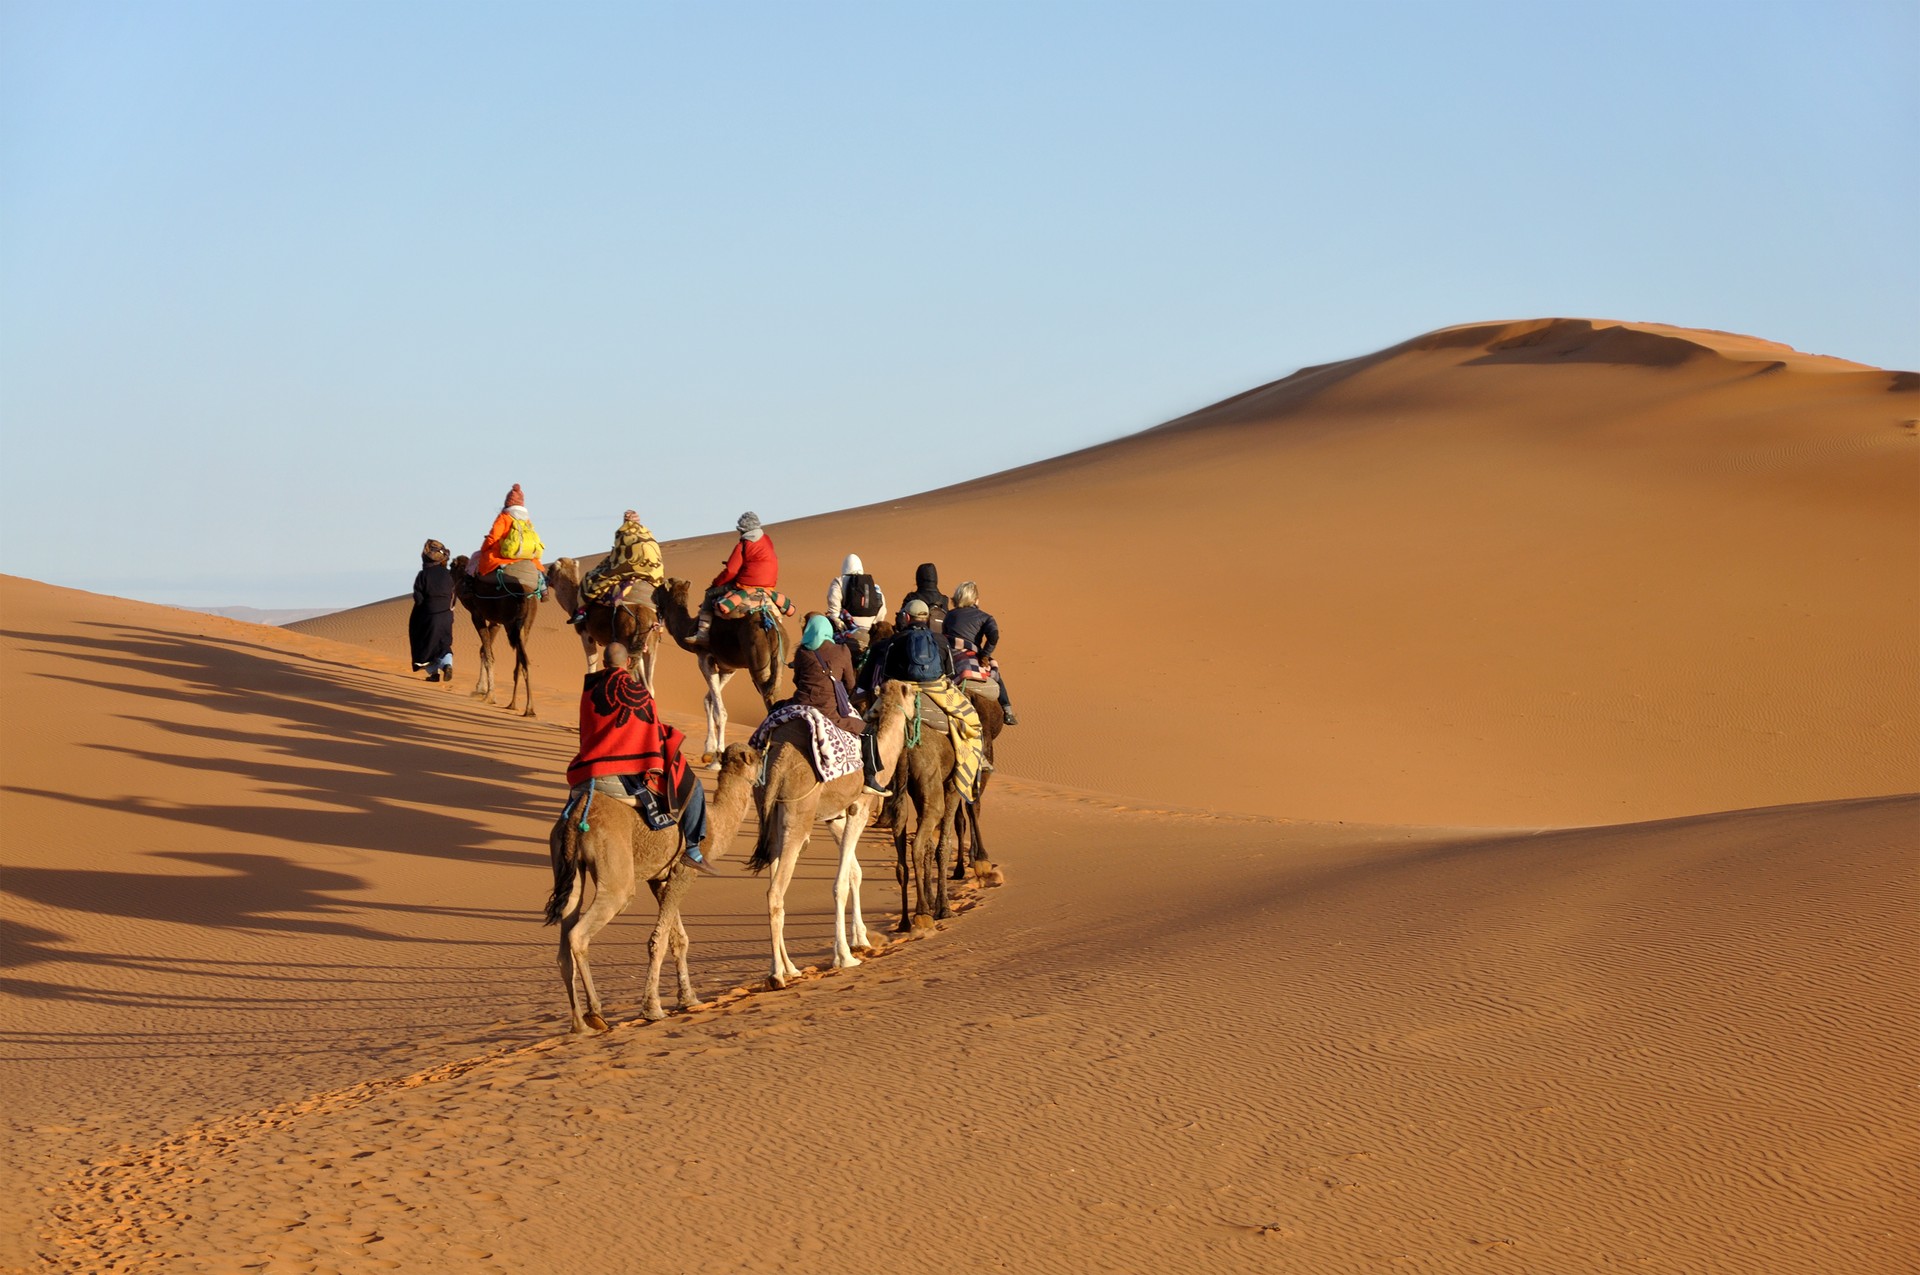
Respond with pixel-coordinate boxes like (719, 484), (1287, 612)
(4, 1), (1915, 608)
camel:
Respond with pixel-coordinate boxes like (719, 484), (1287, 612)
(746, 680), (916, 987)
(448, 555), (539, 716)
(653, 577), (788, 761)
(889, 726), (960, 929)
(887, 686), (1006, 925)
(546, 557), (662, 686)
(544, 745), (759, 1033)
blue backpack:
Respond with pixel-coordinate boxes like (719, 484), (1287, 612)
(894, 627), (946, 682)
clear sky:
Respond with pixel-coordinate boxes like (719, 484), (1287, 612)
(4, 1), (1915, 608)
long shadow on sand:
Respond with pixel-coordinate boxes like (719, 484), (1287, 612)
(0, 622), (571, 1008)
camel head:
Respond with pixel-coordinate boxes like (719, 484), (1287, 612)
(449, 554), (470, 576)
(661, 578), (694, 611)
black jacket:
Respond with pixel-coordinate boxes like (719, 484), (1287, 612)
(412, 563), (455, 613)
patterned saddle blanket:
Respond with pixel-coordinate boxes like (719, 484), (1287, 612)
(749, 705), (861, 783)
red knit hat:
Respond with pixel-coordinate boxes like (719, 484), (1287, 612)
(503, 484), (525, 509)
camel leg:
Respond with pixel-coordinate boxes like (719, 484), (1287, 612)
(765, 821), (808, 988)
(644, 872), (700, 1017)
(843, 804), (875, 953)
(915, 785), (946, 925)
(700, 660), (730, 765)
(671, 911), (697, 1009)
(555, 872), (590, 1033)
(566, 872), (636, 1034)
(893, 796), (915, 933)
(934, 790), (960, 920)
(824, 813), (863, 970)
(471, 620), (496, 701)
(509, 621), (536, 718)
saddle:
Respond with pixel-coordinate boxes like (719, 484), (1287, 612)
(473, 561), (546, 600)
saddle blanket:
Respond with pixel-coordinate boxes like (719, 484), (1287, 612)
(749, 704), (861, 783)
(583, 572), (660, 607)
(713, 585), (795, 622)
(905, 680), (986, 799)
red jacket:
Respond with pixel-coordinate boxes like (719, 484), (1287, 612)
(711, 531), (779, 590)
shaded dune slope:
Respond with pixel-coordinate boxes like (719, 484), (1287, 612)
(299, 317), (1919, 826)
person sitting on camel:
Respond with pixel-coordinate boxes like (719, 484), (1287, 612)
(778, 614), (892, 796)
(566, 641), (719, 876)
(825, 553), (886, 649)
(944, 579), (1018, 726)
(692, 510), (779, 647)
(467, 483), (546, 589)
(571, 509), (664, 627)
(881, 598), (988, 798)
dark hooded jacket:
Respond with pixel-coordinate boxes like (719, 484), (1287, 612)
(903, 563), (948, 617)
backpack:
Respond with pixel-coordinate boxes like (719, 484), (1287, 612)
(842, 572), (880, 618)
(499, 517), (544, 561)
(893, 627), (946, 683)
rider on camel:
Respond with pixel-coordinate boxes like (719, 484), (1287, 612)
(467, 484), (546, 587)
(944, 580), (1018, 726)
(567, 641), (719, 876)
(692, 511), (779, 646)
(571, 509), (664, 627)
(901, 563), (949, 630)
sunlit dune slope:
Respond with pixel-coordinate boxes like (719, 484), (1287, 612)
(297, 317), (1918, 826)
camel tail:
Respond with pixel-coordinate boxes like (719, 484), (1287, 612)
(544, 813), (583, 925)
(748, 794), (782, 875)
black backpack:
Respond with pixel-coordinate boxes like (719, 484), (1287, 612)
(843, 572), (880, 618)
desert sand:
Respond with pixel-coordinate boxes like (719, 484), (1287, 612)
(4, 317), (1915, 1273)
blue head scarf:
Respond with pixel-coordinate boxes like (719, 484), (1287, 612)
(802, 614), (833, 650)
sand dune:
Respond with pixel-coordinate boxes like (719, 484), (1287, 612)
(5, 317), (1916, 1273)
(298, 316), (1919, 826)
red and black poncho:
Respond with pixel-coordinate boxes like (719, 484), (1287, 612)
(565, 668), (690, 793)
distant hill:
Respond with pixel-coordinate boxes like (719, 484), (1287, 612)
(189, 605), (339, 627)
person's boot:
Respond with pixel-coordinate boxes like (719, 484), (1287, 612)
(861, 731), (891, 797)
(1001, 706), (1018, 726)
(569, 608), (587, 628)
(681, 842), (721, 876)
(689, 612), (712, 648)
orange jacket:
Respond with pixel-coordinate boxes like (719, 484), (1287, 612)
(471, 511), (545, 577)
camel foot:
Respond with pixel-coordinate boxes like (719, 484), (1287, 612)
(469, 690), (490, 701)
(583, 1011), (611, 1033)
(679, 993), (705, 1011)
(831, 952), (863, 971)
(766, 972), (789, 991)
(641, 1003), (667, 1023)
(986, 866), (1007, 886)
(910, 913), (937, 933)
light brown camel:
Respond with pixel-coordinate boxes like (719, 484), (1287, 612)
(448, 554), (539, 717)
(654, 577), (788, 761)
(544, 745), (759, 1033)
(546, 557), (662, 686)
(746, 680), (915, 987)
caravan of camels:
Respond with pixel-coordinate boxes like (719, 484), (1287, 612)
(432, 497), (1010, 1035)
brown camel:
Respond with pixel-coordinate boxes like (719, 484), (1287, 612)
(654, 577), (788, 760)
(746, 680), (915, 987)
(544, 745), (759, 1033)
(546, 557), (662, 687)
(886, 686), (1005, 925)
(448, 555), (539, 716)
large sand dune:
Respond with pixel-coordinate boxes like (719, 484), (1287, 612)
(298, 317), (1919, 826)
(5, 317), (1916, 1273)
